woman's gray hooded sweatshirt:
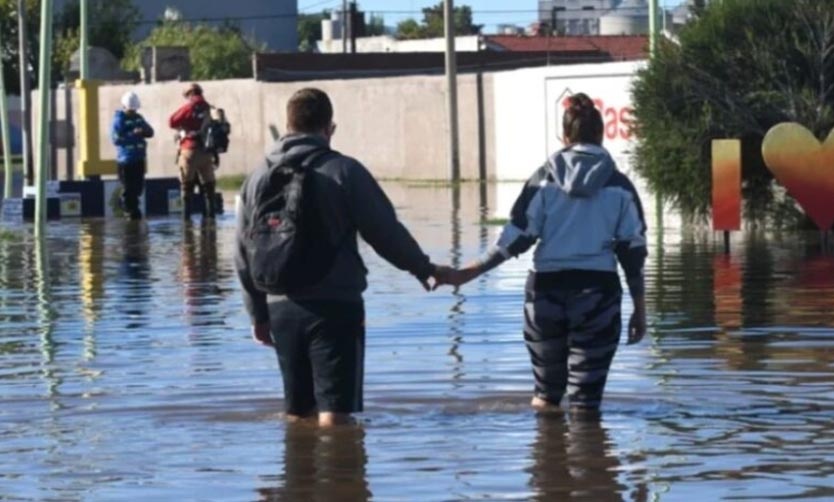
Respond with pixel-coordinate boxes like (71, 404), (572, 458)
(484, 144), (647, 297)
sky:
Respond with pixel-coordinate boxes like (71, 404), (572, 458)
(298, 0), (688, 32)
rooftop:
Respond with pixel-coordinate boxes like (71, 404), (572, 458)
(484, 34), (649, 60)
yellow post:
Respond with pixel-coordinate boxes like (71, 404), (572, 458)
(75, 79), (117, 178)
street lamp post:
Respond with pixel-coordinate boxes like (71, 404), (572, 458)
(0, 28), (13, 199)
(35, 0), (54, 233)
(444, 0), (460, 182)
(18, 0), (33, 187)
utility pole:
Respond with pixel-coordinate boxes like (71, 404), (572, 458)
(341, 0), (348, 54)
(80, 0), (89, 79)
(349, 2), (358, 54)
(649, 0), (659, 57)
(18, 0), (33, 187)
(444, 0), (460, 182)
(35, 0), (54, 233)
(648, 0), (663, 239)
(0, 29), (13, 199)
(76, 0), (116, 181)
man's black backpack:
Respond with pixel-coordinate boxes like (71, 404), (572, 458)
(243, 149), (339, 294)
(202, 109), (230, 154)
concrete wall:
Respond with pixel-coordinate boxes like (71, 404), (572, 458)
(52, 73), (496, 181)
(492, 60), (645, 181)
(489, 59), (675, 231)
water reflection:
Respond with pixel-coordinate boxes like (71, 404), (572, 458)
(35, 235), (60, 403)
(1, 184), (834, 500)
(116, 221), (151, 331)
(740, 231), (777, 327)
(448, 186), (465, 375)
(258, 425), (370, 502)
(180, 222), (221, 331)
(79, 222), (106, 329)
(528, 416), (627, 502)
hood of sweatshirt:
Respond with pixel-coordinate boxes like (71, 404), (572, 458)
(547, 144), (615, 197)
(265, 133), (330, 169)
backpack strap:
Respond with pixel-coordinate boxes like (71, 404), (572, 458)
(299, 148), (335, 170)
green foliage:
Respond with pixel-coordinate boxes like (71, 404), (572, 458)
(632, 0), (834, 225)
(53, 0), (140, 79)
(395, 2), (481, 40)
(0, 0), (41, 94)
(1, 0), (139, 88)
(395, 18), (423, 40)
(123, 20), (264, 80)
(298, 10), (330, 52)
(0, 228), (21, 242)
(215, 174), (246, 191)
(366, 14), (386, 36)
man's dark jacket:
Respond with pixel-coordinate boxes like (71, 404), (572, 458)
(235, 134), (433, 323)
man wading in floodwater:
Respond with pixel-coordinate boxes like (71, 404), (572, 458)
(437, 93), (648, 417)
(235, 88), (451, 427)
(169, 83), (217, 221)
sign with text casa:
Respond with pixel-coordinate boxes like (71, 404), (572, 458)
(545, 74), (636, 171)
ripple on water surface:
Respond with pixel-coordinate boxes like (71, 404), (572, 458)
(1, 185), (834, 501)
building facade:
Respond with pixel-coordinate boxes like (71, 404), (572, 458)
(537, 0), (649, 36)
(53, 0), (298, 52)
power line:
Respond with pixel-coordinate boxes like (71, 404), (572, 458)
(299, 0), (343, 13)
(133, 6), (687, 26)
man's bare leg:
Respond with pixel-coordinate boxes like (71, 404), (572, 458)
(318, 412), (354, 427)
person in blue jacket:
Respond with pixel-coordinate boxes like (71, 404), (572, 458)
(111, 91), (154, 220)
(438, 93), (648, 416)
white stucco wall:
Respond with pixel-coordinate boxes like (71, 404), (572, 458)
(491, 60), (676, 233)
(492, 60), (646, 181)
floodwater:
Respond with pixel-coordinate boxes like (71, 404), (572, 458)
(1, 183), (834, 501)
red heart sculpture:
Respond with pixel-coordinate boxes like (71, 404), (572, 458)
(762, 123), (834, 230)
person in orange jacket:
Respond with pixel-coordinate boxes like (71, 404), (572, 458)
(169, 83), (216, 220)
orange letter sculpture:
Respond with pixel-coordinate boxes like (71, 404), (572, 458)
(712, 139), (742, 231)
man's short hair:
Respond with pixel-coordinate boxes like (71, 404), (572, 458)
(287, 88), (333, 134)
(184, 83), (203, 98)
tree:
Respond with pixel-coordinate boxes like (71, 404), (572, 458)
(123, 19), (265, 80)
(1, 0), (42, 94)
(631, 0), (834, 225)
(1, 0), (140, 89)
(52, 0), (140, 79)
(366, 14), (386, 36)
(395, 2), (481, 40)
(396, 18), (423, 40)
(298, 10), (330, 52)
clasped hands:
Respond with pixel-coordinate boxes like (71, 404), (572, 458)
(417, 264), (480, 291)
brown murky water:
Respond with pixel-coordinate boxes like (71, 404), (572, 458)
(1, 183), (833, 501)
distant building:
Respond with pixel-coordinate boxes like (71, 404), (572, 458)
(53, 0), (298, 52)
(317, 35), (483, 54)
(538, 0), (653, 36)
(671, 0), (700, 29)
(315, 27), (647, 61)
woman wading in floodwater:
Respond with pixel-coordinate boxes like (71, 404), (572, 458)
(437, 93), (648, 415)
